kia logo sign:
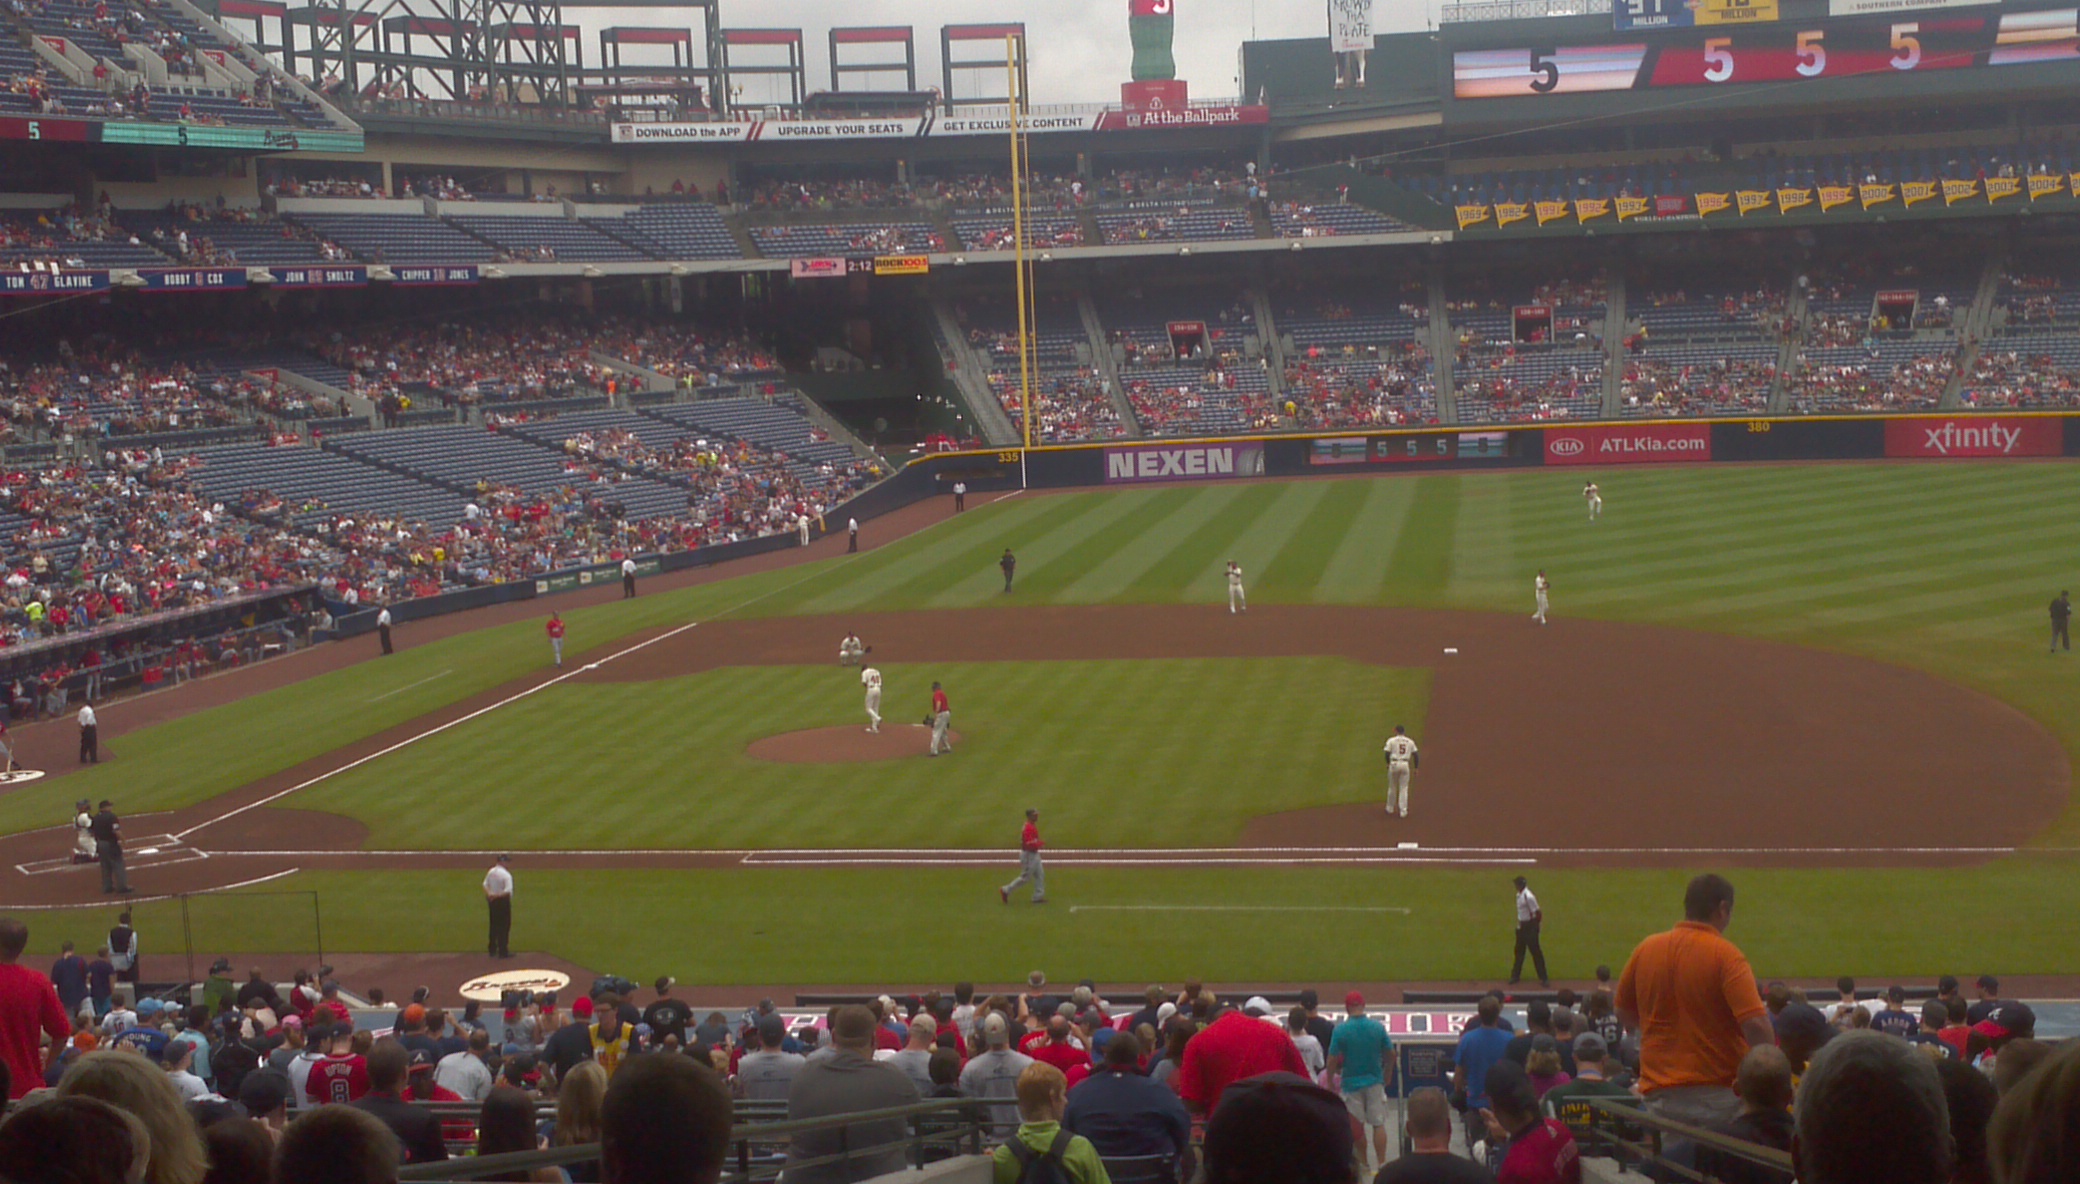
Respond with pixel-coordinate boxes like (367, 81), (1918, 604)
(1546, 424), (1712, 465)
(1550, 438), (1585, 456)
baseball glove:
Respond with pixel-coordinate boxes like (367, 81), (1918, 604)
(922, 716), (934, 727)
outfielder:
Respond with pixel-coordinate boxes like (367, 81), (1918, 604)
(1583, 482), (1602, 521)
(928, 681), (952, 755)
(545, 612), (565, 667)
(839, 633), (865, 666)
(1227, 561), (1247, 614)
(1533, 570), (1550, 626)
(862, 665), (883, 733)
(1382, 725), (1419, 817)
(999, 808), (1046, 905)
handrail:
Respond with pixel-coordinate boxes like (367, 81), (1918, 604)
(1579, 1096), (1794, 1181)
(398, 1097), (992, 1183)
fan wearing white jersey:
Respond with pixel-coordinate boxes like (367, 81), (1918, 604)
(1227, 560), (1247, 614)
(1533, 571), (1550, 626)
(1583, 482), (1602, 521)
(861, 666), (883, 733)
(1382, 725), (1419, 817)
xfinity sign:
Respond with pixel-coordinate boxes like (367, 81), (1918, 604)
(1104, 443), (1266, 484)
(1884, 417), (2062, 459)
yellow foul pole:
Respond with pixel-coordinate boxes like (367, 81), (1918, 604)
(1007, 35), (1035, 476)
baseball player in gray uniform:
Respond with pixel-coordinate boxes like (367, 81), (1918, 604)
(1533, 571), (1550, 626)
(862, 666), (883, 733)
(1382, 725), (1419, 817)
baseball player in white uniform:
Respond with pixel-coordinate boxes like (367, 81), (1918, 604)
(1227, 561), (1247, 614)
(839, 633), (865, 666)
(1583, 482), (1602, 521)
(861, 666), (883, 733)
(1382, 726), (1419, 817)
(1533, 571), (1550, 626)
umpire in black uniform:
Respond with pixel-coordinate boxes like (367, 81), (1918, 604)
(2053, 591), (2071, 654)
(1000, 548), (1016, 593)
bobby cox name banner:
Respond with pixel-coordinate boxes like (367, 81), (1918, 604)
(0, 270), (109, 297)
(1104, 442), (1267, 484)
(137, 268), (246, 292)
(1545, 422), (1712, 465)
(611, 105), (1268, 144)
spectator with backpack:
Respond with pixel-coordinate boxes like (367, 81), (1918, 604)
(992, 1061), (1111, 1184)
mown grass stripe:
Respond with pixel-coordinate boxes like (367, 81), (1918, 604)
(1315, 478), (1422, 604)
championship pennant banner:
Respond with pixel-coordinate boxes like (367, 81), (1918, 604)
(1455, 171), (2075, 232)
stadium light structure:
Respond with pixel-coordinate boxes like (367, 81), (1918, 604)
(1006, 31), (1035, 490)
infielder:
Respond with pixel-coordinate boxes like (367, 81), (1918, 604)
(999, 808), (1046, 904)
(1533, 570), (1550, 626)
(1583, 482), (1602, 521)
(928, 681), (952, 755)
(1382, 725), (1419, 817)
(1227, 561), (1247, 614)
(862, 665), (883, 733)
(839, 633), (865, 666)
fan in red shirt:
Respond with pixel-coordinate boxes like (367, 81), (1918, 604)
(0, 919), (69, 1099)
(1020, 1016), (1089, 1077)
(1481, 1060), (1582, 1184)
(306, 1025), (371, 1105)
(1173, 1005), (1309, 1115)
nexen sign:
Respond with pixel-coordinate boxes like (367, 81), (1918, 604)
(1104, 443), (1266, 484)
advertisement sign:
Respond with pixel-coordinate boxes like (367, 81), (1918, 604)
(272, 266), (367, 289)
(390, 266), (479, 286)
(611, 105), (1268, 143)
(0, 270), (108, 297)
(99, 123), (364, 152)
(1309, 432), (1512, 467)
(1828, 0), (1993, 14)
(1545, 423), (1712, 465)
(533, 557), (663, 596)
(789, 258), (848, 279)
(1618, 0), (1778, 28)
(137, 268), (245, 292)
(872, 255), (930, 276)
(1103, 442), (1266, 483)
(1884, 417), (2063, 459)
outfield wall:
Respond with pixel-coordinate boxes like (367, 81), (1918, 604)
(903, 412), (2080, 488)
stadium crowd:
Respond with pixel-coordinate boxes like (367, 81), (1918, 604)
(0, 873), (2069, 1184)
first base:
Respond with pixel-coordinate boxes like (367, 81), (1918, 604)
(1397, 842), (1419, 850)
(1444, 647), (1459, 654)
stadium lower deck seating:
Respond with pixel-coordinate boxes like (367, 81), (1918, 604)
(288, 214), (497, 265)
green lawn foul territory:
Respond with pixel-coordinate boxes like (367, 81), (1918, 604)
(8, 462), (2080, 983)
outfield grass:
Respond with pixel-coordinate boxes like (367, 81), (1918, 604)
(9, 463), (2080, 981)
(291, 658), (1427, 849)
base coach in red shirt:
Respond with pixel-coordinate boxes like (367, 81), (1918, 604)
(1000, 808), (1046, 905)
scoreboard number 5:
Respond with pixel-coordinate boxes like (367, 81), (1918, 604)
(1529, 48), (1559, 93)
(1891, 22), (1921, 70)
(1795, 30), (1826, 77)
(1703, 37), (1734, 82)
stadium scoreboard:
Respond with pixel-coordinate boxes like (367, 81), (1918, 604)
(1450, 1), (2078, 104)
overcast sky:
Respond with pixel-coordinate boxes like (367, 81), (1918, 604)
(578, 0), (1440, 107)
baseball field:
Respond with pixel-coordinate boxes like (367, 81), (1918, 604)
(5, 460), (2080, 988)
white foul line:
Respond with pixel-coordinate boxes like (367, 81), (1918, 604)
(0, 866), (302, 909)
(1069, 904), (1416, 915)
(365, 669), (453, 703)
(173, 619), (707, 841)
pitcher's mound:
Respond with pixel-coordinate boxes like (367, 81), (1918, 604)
(746, 724), (964, 763)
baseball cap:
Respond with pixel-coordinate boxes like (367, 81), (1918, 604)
(1243, 995), (1273, 1018)
(401, 1004), (426, 1027)
(238, 1072), (288, 1115)
(981, 1012), (1010, 1045)
(137, 998), (164, 1016)
(757, 1014), (786, 1046)
(1343, 991), (1365, 1011)
(1973, 1002), (2036, 1041)
(1091, 1027), (1117, 1052)
(1773, 1001), (1833, 1047)
(406, 1047), (437, 1071)
(281, 1014), (303, 1029)
(1573, 1032), (1608, 1062)
(1938, 976), (1959, 994)
(1530, 1033), (1559, 1056)
(1203, 1072), (1354, 1184)
(572, 996), (595, 1018)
